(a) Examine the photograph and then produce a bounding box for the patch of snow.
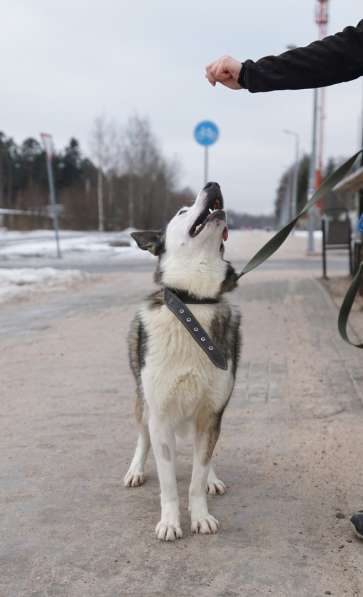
[0,267,88,303]
[0,229,150,262]
[294,230,322,239]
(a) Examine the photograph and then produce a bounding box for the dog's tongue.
[223,226,228,242]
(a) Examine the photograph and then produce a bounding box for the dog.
[124,181,241,541]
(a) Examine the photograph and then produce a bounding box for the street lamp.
[359,79,363,222]
[283,129,300,220]
[285,43,318,253]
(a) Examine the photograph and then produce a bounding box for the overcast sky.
[1,1,362,213]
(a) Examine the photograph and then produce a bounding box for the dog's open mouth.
[189,195,228,241]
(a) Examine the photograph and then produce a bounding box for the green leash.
[338,261,363,348]
[237,149,363,349]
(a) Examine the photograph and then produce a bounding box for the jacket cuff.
[238,62,248,88]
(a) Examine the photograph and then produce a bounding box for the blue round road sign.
[194,120,219,146]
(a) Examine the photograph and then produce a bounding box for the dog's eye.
[178,209,187,216]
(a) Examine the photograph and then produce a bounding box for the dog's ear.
[131,230,164,256]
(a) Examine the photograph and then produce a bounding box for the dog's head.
[132,182,238,298]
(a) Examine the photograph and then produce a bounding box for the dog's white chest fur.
[140,303,233,422]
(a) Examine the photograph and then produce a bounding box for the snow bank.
[0,229,141,260]
[294,230,322,239]
[0,267,88,303]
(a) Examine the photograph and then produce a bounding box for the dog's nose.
[204,181,220,191]
[203,181,223,209]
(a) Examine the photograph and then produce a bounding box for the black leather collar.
[164,288,227,370]
[164,287,219,304]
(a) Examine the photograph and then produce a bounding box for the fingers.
[205,68,231,85]
[205,69,216,86]
[205,56,242,90]
[206,58,223,86]
[215,59,232,80]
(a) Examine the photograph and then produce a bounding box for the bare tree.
[90,114,187,230]
[121,115,180,228]
[89,116,121,231]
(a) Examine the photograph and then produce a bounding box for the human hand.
[205,56,242,90]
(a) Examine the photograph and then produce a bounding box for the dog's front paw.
[155,520,183,541]
[191,514,219,535]
[207,479,226,495]
[123,467,145,488]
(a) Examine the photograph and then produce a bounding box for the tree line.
[274,154,355,226]
[2,116,353,233]
[0,116,194,231]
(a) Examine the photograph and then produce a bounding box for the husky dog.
[125,182,241,541]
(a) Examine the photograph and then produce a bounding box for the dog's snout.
[202,181,223,208]
[204,181,220,191]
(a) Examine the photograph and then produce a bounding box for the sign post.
[41,133,61,258]
[194,121,219,185]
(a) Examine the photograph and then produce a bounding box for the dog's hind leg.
[124,423,150,488]
[207,465,226,496]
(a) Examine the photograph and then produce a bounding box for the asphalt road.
[0,255,350,275]
[0,229,351,276]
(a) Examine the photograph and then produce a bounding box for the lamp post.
[306,0,329,254]
[283,129,300,220]
[40,133,61,258]
[359,80,363,221]
[307,89,319,253]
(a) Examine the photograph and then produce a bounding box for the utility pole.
[97,168,104,232]
[284,129,300,219]
[204,146,209,186]
[128,174,134,228]
[307,0,329,253]
[40,133,61,258]
[315,0,329,188]
[359,80,363,220]
[307,90,319,253]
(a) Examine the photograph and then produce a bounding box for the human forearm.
[239,20,363,92]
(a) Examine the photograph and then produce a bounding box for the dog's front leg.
[149,414,182,541]
[189,431,220,535]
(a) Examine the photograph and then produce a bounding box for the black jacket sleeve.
[238,20,363,92]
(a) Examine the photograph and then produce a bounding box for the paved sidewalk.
[1,234,363,597]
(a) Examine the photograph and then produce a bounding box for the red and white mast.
[315,0,329,190]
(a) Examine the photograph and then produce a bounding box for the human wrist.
[238,62,247,88]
